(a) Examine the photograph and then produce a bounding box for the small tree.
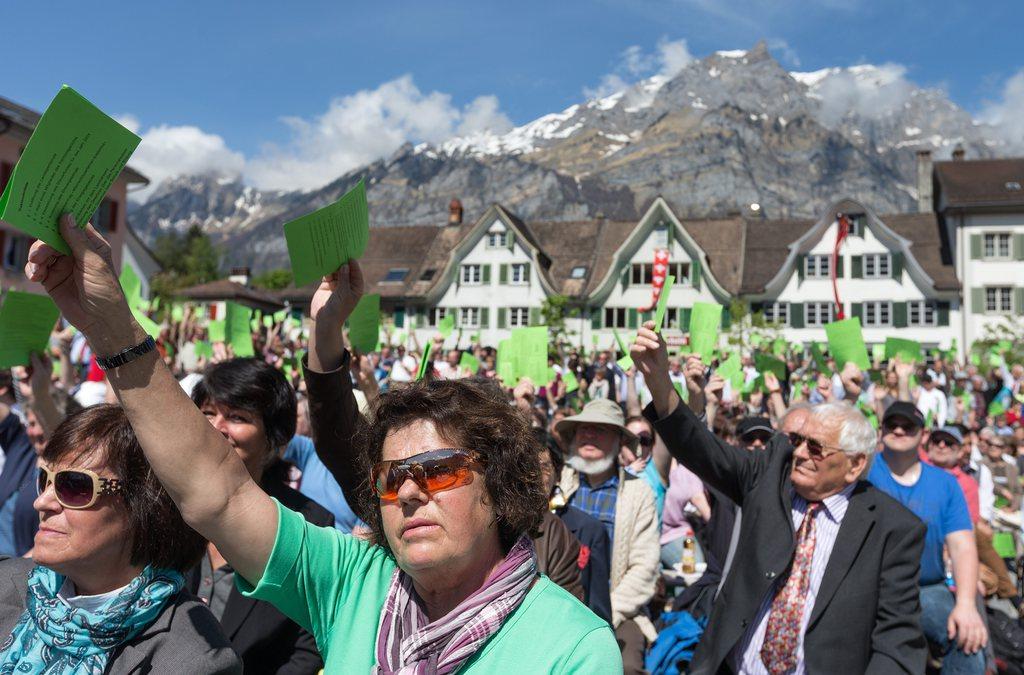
[149,225,223,300]
[723,299,783,353]
[540,295,579,357]
[252,269,294,291]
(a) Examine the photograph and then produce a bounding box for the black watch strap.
[95,336,157,371]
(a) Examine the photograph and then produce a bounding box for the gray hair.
[810,402,878,457]
[780,401,813,427]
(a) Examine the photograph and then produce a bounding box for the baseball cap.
[737,417,773,439]
[930,426,964,445]
[881,401,926,429]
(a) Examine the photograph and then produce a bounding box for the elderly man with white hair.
[630,321,927,675]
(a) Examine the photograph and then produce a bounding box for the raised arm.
[26,215,277,584]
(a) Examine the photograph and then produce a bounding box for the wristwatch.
[95,336,157,371]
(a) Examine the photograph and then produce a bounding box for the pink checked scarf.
[374,535,537,674]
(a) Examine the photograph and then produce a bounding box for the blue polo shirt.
[868,454,972,585]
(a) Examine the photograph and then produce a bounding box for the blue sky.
[3,0,1021,194]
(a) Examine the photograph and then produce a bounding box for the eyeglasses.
[787,432,845,462]
[371,449,482,502]
[743,432,772,446]
[37,466,124,509]
[637,434,654,448]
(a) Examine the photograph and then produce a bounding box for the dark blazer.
[556,504,613,624]
[0,557,241,674]
[644,401,927,675]
[535,510,584,602]
[187,476,332,675]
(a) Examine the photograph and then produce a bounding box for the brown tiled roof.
[527,220,635,297]
[739,218,814,293]
[882,212,959,291]
[686,218,748,295]
[177,280,284,312]
[935,158,1024,208]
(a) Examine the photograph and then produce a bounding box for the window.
[631,263,654,284]
[806,302,834,327]
[486,231,507,248]
[863,301,892,327]
[908,301,937,327]
[2,233,29,272]
[983,233,1011,259]
[604,307,628,329]
[459,307,480,328]
[804,255,831,279]
[419,269,436,281]
[846,214,866,237]
[91,198,117,234]
[510,263,529,284]
[383,268,409,283]
[509,307,530,328]
[986,287,1013,313]
[863,253,891,279]
[429,307,449,326]
[664,307,680,329]
[667,262,690,283]
[761,302,789,326]
[570,266,587,279]
[460,264,482,284]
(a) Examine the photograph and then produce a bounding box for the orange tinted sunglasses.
[371,449,481,501]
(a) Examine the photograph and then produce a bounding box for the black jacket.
[187,476,333,675]
[644,401,927,674]
[556,504,613,624]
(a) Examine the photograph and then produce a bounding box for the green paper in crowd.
[688,302,722,362]
[617,354,634,370]
[0,291,60,368]
[673,380,689,403]
[716,352,744,391]
[988,352,1005,368]
[511,326,549,385]
[131,307,161,339]
[171,304,185,324]
[993,532,1016,559]
[438,314,456,339]
[824,317,870,370]
[996,340,1012,354]
[591,334,599,346]
[970,352,981,367]
[562,369,579,394]
[459,352,480,374]
[0,86,141,255]
[470,332,481,344]
[792,381,805,400]
[119,264,142,308]
[772,338,787,357]
[194,341,214,359]
[653,275,675,332]
[263,315,275,329]
[749,333,763,348]
[871,343,886,363]
[809,342,829,373]
[347,293,381,354]
[612,328,628,357]
[754,352,786,381]
[274,309,288,323]
[393,331,406,346]
[885,337,922,364]
[284,178,369,287]
[208,319,226,343]
[497,339,516,387]
[988,399,1006,417]
[225,302,255,357]
[416,343,433,381]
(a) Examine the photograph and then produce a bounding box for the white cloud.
[584,37,693,99]
[246,75,512,191]
[811,63,916,126]
[767,38,800,67]
[980,68,1024,151]
[656,38,694,78]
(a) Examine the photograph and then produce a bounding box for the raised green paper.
[809,342,830,373]
[171,305,185,324]
[284,178,369,287]
[459,352,480,373]
[653,275,675,332]
[511,326,549,385]
[885,337,922,364]
[194,340,214,359]
[416,342,433,381]
[225,302,255,357]
[0,86,141,255]
[562,369,579,394]
[688,302,722,362]
[0,291,60,368]
[497,339,516,387]
[716,352,744,390]
[438,314,455,339]
[119,263,142,308]
[347,293,380,354]
[612,328,628,357]
[754,352,786,381]
[207,320,226,343]
[824,317,870,370]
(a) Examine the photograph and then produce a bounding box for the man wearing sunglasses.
[631,323,927,674]
[868,402,987,673]
[736,417,774,452]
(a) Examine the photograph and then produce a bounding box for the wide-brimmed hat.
[555,399,639,451]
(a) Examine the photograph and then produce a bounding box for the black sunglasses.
[787,432,844,461]
[883,420,921,434]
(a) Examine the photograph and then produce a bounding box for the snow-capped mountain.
[129,41,1009,273]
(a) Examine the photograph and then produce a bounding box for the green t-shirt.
[239,500,621,673]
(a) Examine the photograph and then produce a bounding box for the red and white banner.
[648,249,670,310]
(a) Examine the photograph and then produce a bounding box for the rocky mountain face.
[129,41,1007,273]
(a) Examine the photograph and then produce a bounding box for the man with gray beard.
[555,399,660,675]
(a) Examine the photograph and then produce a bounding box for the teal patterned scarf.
[0,564,183,674]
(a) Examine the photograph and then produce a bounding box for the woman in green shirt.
[25,214,621,673]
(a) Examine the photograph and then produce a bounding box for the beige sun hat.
[555,399,639,452]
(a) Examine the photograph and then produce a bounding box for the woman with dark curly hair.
[25,215,619,673]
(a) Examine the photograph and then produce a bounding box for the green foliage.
[251,269,294,291]
[540,295,579,356]
[975,316,1024,369]
[149,225,223,300]
[723,299,783,351]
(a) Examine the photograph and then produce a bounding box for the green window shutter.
[691,259,702,290]
[482,265,491,284]
[523,263,531,284]
[1014,234,1024,261]
[498,308,507,329]
[937,301,950,326]
[665,223,674,252]
[851,256,863,279]
[480,307,489,328]
[970,234,982,260]
[621,266,630,290]
[529,307,541,326]
[970,288,985,314]
[850,303,863,320]
[1015,288,1024,315]
[590,308,601,330]
[890,252,903,280]
[721,309,732,329]
[394,307,405,329]
[507,233,515,251]
[790,303,804,328]
[835,256,844,278]
[893,302,908,328]
[627,308,638,329]
[797,255,805,282]
[680,308,692,331]
[499,264,508,285]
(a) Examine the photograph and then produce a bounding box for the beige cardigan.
[559,465,661,642]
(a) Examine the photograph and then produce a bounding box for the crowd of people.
[1,213,1023,673]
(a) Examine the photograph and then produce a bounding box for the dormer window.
[419,269,436,281]
[383,268,408,283]
[486,231,507,248]
[570,266,587,279]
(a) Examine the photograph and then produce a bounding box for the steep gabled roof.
[739,218,814,294]
[883,213,959,291]
[935,158,1024,209]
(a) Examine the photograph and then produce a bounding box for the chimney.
[228,266,250,286]
[916,150,933,213]
[952,144,965,161]
[448,198,463,225]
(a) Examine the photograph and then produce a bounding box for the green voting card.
[562,369,579,394]
[459,351,480,373]
[0,86,140,255]
[438,314,456,339]
[194,340,214,359]
[207,320,226,343]
[347,293,380,354]
[0,291,60,368]
[119,263,142,308]
[284,178,369,287]
[754,352,786,381]
[825,317,870,370]
[511,326,549,385]
[716,352,744,390]
[225,302,254,357]
[688,302,722,362]
[885,337,922,364]
[653,275,675,332]
[416,343,433,381]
